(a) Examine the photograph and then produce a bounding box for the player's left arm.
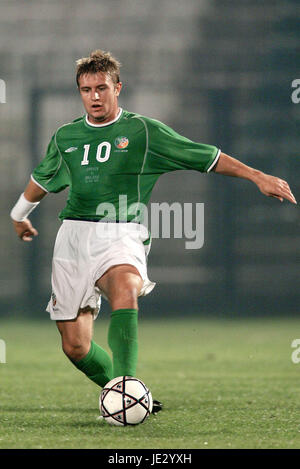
[212,152,297,204]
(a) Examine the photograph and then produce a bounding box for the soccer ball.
[99,376,153,426]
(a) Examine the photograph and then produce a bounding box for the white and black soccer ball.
[99,376,153,426]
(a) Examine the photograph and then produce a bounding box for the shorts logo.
[51,292,57,307]
[115,136,129,149]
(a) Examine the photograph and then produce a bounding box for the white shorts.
[46,220,155,321]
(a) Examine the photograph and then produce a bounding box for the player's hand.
[12,218,38,242]
[254,172,297,204]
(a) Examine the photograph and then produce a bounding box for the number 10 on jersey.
[81,142,111,166]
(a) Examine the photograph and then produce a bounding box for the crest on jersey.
[115,136,129,149]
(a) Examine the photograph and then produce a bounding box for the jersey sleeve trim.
[149,147,220,173]
[54,130,72,179]
[149,149,205,171]
[30,174,49,193]
[206,149,221,173]
[132,115,149,207]
[45,130,64,184]
[32,125,72,193]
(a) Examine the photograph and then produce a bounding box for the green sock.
[108,308,138,378]
[72,340,113,388]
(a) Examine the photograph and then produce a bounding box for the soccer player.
[10,50,296,412]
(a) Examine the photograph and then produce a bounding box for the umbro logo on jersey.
[65,146,78,153]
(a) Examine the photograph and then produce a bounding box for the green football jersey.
[32,108,220,221]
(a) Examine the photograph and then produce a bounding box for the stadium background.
[1,0,299,319]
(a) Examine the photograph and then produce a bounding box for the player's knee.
[121,276,142,299]
[120,284,139,302]
[110,284,139,310]
[62,340,90,362]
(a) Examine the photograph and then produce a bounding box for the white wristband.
[10,193,40,222]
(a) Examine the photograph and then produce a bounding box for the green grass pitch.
[0,316,300,449]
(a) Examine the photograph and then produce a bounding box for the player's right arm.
[11,179,47,242]
[10,132,70,242]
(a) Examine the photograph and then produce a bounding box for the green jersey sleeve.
[31,135,70,193]
[145,118,220,174]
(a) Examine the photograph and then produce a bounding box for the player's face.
[78,72,122,125]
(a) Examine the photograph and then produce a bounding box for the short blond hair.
[76,49,121,86]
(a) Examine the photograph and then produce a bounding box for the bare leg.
[56,310,113,387]
[96,264,143,310]
[56,310,94,361]
[96,263,143,378]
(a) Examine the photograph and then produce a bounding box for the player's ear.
[115,82,122,96]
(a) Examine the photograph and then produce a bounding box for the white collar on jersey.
[85,108,123,128]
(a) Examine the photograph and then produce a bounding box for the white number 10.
[81,142,111,166]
